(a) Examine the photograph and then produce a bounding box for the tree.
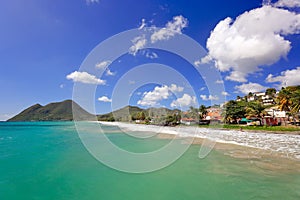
[222,100,246,123]
[245,101,267,119]
[266,88,276,97]
[277,86,300,122]
[188,106,199,119]
[291,89,300,118]
[291,88,300,118]
[199,105,207,120]
[137,112,146,120]
[277,87,292,112]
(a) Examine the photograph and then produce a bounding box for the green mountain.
[8,99,182,122]
[97,106,144,122]
[7,100,95,121]
[97,105,181,122]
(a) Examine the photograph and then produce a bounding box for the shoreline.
[98,121,300,162]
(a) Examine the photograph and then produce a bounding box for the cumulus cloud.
[151,15,188,43]
[66,71,106,85]
[96,60,111,69]
[137,84,184,106]
[98,96,112,103]
[169,84,184,93]
[235,82,267,94]
[145,51,158,59]
[274,0,300,8]
[215,79,224,84]
[105,69,115,76]
[130,15,188,57]
[200,95,219,101]
[204,5,300,82]
[129,35,147,56]
[194,60,201,67]
[266,66,300,87]
[170,94,197,108]
[222,91,230,96]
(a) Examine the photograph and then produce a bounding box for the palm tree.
[291,90,300,119]
[266,88,276,97]
[245,101,266,119]
[199,105,207,120]
[277,87,298,123]
[277,88,292,112]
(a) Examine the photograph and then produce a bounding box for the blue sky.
[1,0,300,120]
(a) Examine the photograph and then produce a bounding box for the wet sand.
[99,121,300,172]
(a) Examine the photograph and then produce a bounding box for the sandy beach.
[99,121,300,163]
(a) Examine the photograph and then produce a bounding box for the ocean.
[1,122,300,199]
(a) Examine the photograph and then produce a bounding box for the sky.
[1,0,300,120]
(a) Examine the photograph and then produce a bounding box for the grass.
[197,124,300,132]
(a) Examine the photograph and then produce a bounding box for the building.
[180,118,197,125]
[247,92,276,106]
[205,107,222,120]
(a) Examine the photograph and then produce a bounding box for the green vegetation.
[222,86,300,125]
[98,106,182,125]
[7,100,94,121]
[196,124,300,132]
[277,86,300,118]
[222,100,246,123]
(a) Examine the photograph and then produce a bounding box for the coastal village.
[102,85,300,127]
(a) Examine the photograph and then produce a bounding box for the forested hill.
[7,100,94,121]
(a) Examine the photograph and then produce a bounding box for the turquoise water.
[1,122,300,200]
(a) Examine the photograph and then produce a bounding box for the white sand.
[98,121,300,160]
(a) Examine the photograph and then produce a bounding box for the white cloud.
[200,87,206,91]
[96,60,111,69]
[129,35,147,56]
[105,69,115,76]
[151,15,188,43]
[235,82,267,94]
[138,85,170,106]
[215,79,224,84]
[98,96,112,103]
[204,5,300,82]
[86,0,99,4]
[266,66,300,87]
[66,71,106,85]
[138,18,146,30]
[171,94,197,108]
[137,84,184,106]
[194,55,213,67]
[129,15,188,56]
[274,0,300,8]
[222,91,230,96]
[169,84,184,93]
[194,60,201,67]
[59,84,64,89]
[200,95,219,101]
[145,51,158,59]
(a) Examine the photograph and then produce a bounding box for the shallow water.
[0,122,299,199]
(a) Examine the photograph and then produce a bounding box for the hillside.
[97,105,181,122]
[7,100,95,121]
[97,106,144,121]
